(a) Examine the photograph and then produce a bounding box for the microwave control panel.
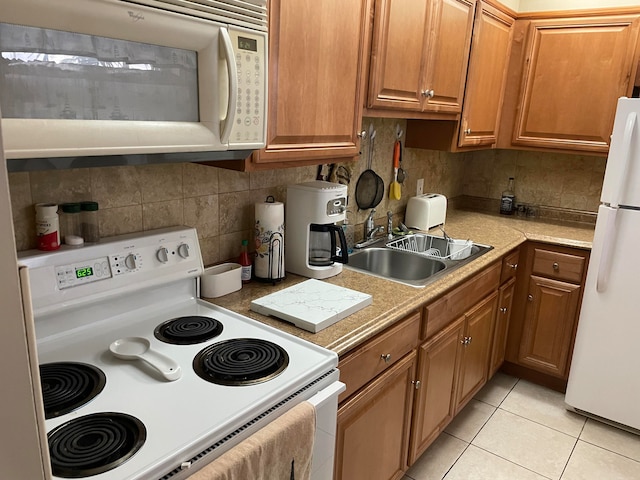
[229,27,267,148]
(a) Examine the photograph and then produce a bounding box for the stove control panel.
[20,227,204,314]
[55,256,113,289]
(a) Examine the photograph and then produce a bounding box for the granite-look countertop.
[205,209,595,357]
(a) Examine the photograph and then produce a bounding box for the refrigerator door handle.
[596,207,618,293]
[611,112,637,208]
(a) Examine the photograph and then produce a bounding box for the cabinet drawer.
[338,311,420,403]
[424,261,500,340]
[500,249,520,284]
[532,248,586,284]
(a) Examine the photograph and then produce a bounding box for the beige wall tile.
[198,236,220,267]
[184,195,219,238]
[183,163,218,197]
[142,200,184,231]
[8,173,35,250]
[90,166,141,208]
[219,190,256,233]
[218,168,250,193]
[137,164,183,203]
[99,205,143,237]
[30,169,91,204]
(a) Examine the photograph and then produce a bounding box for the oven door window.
[0,22,199,122]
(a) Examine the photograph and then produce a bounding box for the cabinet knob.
[553,262,560,271]
[508,262,518,270]
[357,130,367,138]
[528,294,534,302]
[464,128,472,135]
[412,380,421,390]
[421,89,435,98]
[500,307,508,314]
[460,336,472,346]
[381,353,392,363]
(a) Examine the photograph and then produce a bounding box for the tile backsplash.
[8,117,605,264]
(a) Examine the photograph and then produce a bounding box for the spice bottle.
[80,201,100,243]
[35,203,60,251]
[239,239,252,284]
[500,177,516,215]
[60,203,84,246]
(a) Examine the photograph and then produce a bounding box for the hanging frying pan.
[355,128,384,210]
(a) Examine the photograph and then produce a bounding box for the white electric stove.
[19,227,342,480]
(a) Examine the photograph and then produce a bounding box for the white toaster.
[405,194,447,231]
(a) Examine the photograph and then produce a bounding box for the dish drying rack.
[386,234,473,260]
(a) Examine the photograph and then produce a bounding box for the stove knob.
[156,247,169,263]
[177,243,190,259]
[124,253,138,270]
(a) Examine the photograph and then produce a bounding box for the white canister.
[35,203,60,251]
[254,197,285,281]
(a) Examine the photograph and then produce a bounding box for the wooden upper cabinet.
[458,2,514,148]
[367,0,475,116]
[424,0,477,113]
[507,14,640,153]
[251,0,371,166]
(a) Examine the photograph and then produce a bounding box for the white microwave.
[0,0,267,163]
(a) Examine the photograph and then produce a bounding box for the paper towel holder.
[255,196,285,284]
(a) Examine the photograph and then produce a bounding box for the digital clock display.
[75,266,94,279]
[238,36,257,52]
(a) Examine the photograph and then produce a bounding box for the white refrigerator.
[565,97,640,432]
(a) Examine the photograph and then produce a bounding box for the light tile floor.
[403,373,640,480]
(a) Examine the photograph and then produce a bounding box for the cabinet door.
[490,277,516,377]
[254,0,370,165]
[458,2,513,147]
[335,351,416,480]
[455,291,498,411]
[512,15,640,153]
[423,0,476,114]
[409,316,464,464]
[518,275,581,378]
[367,0,430,111]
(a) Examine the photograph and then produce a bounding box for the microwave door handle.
[219,28,238,145]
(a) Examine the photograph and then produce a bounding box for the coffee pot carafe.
[286,181,348,279]
[308,224,348,266]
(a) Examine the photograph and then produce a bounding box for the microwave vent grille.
[122,0,267,30]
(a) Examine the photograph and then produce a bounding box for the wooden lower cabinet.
[517,275,581,377]
[334,351,417,480]
[505,242,588,388]
[454,291,498,411]
[490,277,516,376]
[409,316,464,464]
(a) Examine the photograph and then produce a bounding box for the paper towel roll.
[254,199,285,280]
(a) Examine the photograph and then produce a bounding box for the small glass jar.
[60,202,83,245]
[80,201,100,243]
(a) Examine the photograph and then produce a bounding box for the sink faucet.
[363,209,384,241]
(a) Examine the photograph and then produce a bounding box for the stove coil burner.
[154,315,223,345]
[193,338,289,386]
[47,412,146,478]
[40,362,106,419]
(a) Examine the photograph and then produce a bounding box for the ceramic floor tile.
[405,433,468,480]
[580,418,640,462]
[500,379,586,437]
[444,444,549,480]
[473,372,518,407]
[561,440,640,480]
[444,399,496,442]
[473,409,576,479]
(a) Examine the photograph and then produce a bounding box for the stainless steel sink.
[345,234,493,288]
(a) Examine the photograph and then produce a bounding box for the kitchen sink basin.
[345,234,493,288]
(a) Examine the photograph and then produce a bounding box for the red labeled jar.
[35,203,60,251]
